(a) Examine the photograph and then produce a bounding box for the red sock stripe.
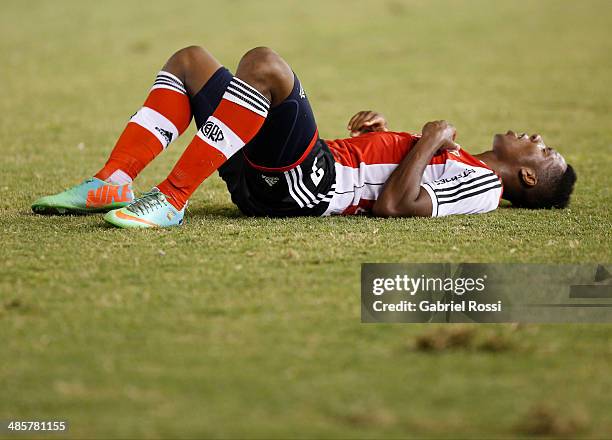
[156,137,227,210]
[143,88,191,133]
[95,123,163,180]
[213,99,267,141]
[96,82,192,181]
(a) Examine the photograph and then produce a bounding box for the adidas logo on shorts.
[262,175,279,187]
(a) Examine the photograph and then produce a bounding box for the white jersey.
[322,131,503,217]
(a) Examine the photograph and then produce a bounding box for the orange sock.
[95,71,191,182]
[157,77,270,210]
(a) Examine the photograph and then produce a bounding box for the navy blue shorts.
[189,67,336,217]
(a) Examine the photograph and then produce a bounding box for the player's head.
[492,131,576,209]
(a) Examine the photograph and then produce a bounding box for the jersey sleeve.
[421,167,503,217]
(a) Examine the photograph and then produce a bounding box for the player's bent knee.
[172,45,210,67]
[238,47,289,81]
[240,46,278,63]
[237,47,293,103]
[163,45,223,96]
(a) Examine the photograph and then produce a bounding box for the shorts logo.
[155,127,174,145]
[202,121,225,142]
[262,175,279,187]
[310,159,324,186]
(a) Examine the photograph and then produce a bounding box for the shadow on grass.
[413,325,519,353]
[514,403,589,437]
[187,203,244,219]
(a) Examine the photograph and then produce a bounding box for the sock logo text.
[202,121,225,143]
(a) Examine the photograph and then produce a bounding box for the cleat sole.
[31,202,130,216]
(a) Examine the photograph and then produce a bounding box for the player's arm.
[347,111,388,137]
[372,120,459,217]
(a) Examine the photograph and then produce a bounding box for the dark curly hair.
[512,164,577,209]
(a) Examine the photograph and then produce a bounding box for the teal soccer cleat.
[32,177,134,215]
[103,188,185,229]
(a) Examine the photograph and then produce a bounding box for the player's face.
[492,130,567,173]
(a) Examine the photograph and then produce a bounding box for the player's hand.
[421,120,460,152]
[347,111,389,137]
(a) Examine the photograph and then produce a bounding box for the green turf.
[1,0,611,438]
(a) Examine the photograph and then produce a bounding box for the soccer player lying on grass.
[32,46,576,227]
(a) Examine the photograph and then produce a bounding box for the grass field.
[1,0,612,438]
